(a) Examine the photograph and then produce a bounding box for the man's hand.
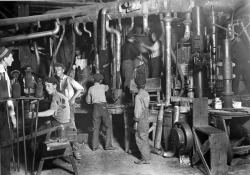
[133,122,138,131]
[69,98,75,105]
[10,115,17,129]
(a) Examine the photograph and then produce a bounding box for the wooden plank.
[192,139,210,164]
[194,126,224,135]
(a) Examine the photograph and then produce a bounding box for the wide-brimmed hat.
[0,46,13,60]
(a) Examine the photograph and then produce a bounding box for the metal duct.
[83,23,92,37]
[106,19,122,89]
[164,12,173,106]
[0,20,60,45]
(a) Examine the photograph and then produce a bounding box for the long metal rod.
[32,100,40,171]
[164,13,173,106]
[101,8,108,50]
[21,100,27,175]
[15,101,20,171]
[67,24,76,76]
[106,19,122,89]
[0,21,60,45]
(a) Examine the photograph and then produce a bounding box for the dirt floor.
[10,113,250,175]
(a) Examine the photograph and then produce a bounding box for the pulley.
[170,121,193,154]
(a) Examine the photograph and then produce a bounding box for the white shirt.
[150,41,161,58]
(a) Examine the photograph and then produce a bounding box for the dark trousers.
[0,111,11,175]
[92,103,112,149]
[150,56,162,78]
[135,110,151,161]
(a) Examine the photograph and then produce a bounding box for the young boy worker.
[86,73,116,151]
[133,74,151,164]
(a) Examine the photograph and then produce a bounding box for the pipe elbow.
[128,17,134,31]
[52,20,60,35]
[74,21,82,36]
[83,23,92,37]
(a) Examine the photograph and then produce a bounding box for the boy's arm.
[86,88,92,104]
[134,95,142,121]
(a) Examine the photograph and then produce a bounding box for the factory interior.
[1,0,250,175]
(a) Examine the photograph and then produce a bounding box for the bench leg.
[36,159,44,175]
[69,155,78,175]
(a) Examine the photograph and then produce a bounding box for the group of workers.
[0,29,164,174]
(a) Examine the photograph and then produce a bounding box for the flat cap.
[135,74,146,86]
[93,73,104,82]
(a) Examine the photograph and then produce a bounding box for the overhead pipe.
[33,41,41,66]
[0,0,244,28]
[93,21,99,73]
[83,23,92,37]
[118,18,122,31]
[106,19,122,89]
[74,21,82,36]
[164,12,173,106]
[128,17,134,31]
[0,20,60,45]
[49,24,65,77]
[101,8,108,50]
[67,24,76,76]
[143,15,149,35]
[159,14,165,65]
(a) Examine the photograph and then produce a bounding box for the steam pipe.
[143,15,149,34]
[67,24,76,76]
[83,23,92,37]
[164,12,173,106]
[49,24,65,77]
[74,21,82,36]
[33,42,41,66]
[128,17,134,31]
[0,0,244,28]
[0,20,60,44]
[159,14,165,65]
[106,19,122,89]
[118,18,122,31]
[183,12,192,41]
[101,8,108,50]
[93,21,99,73]
[222,39,234,108]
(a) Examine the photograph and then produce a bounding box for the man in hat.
[133,74,151,165]
[54,62,84,160]
[0,46,16,175]
[121,32,140,100]
[86,73,116,151]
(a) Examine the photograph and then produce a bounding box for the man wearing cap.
[86,73,116,151]
[54,62,84,160]
[121,32,140,99]
[133,74,151,165]
[0,46,16,175]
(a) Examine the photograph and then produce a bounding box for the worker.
[121,32,140,99]
[0,46,16,175]
[54,63,84,160]
[86,73,116,151]
[140,32,162,78]
[133,74,151,165]
[22,65,36,97]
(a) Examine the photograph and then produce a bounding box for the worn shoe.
[73,151,82,160]
[105,146,116,150]
[134,159,150,165]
